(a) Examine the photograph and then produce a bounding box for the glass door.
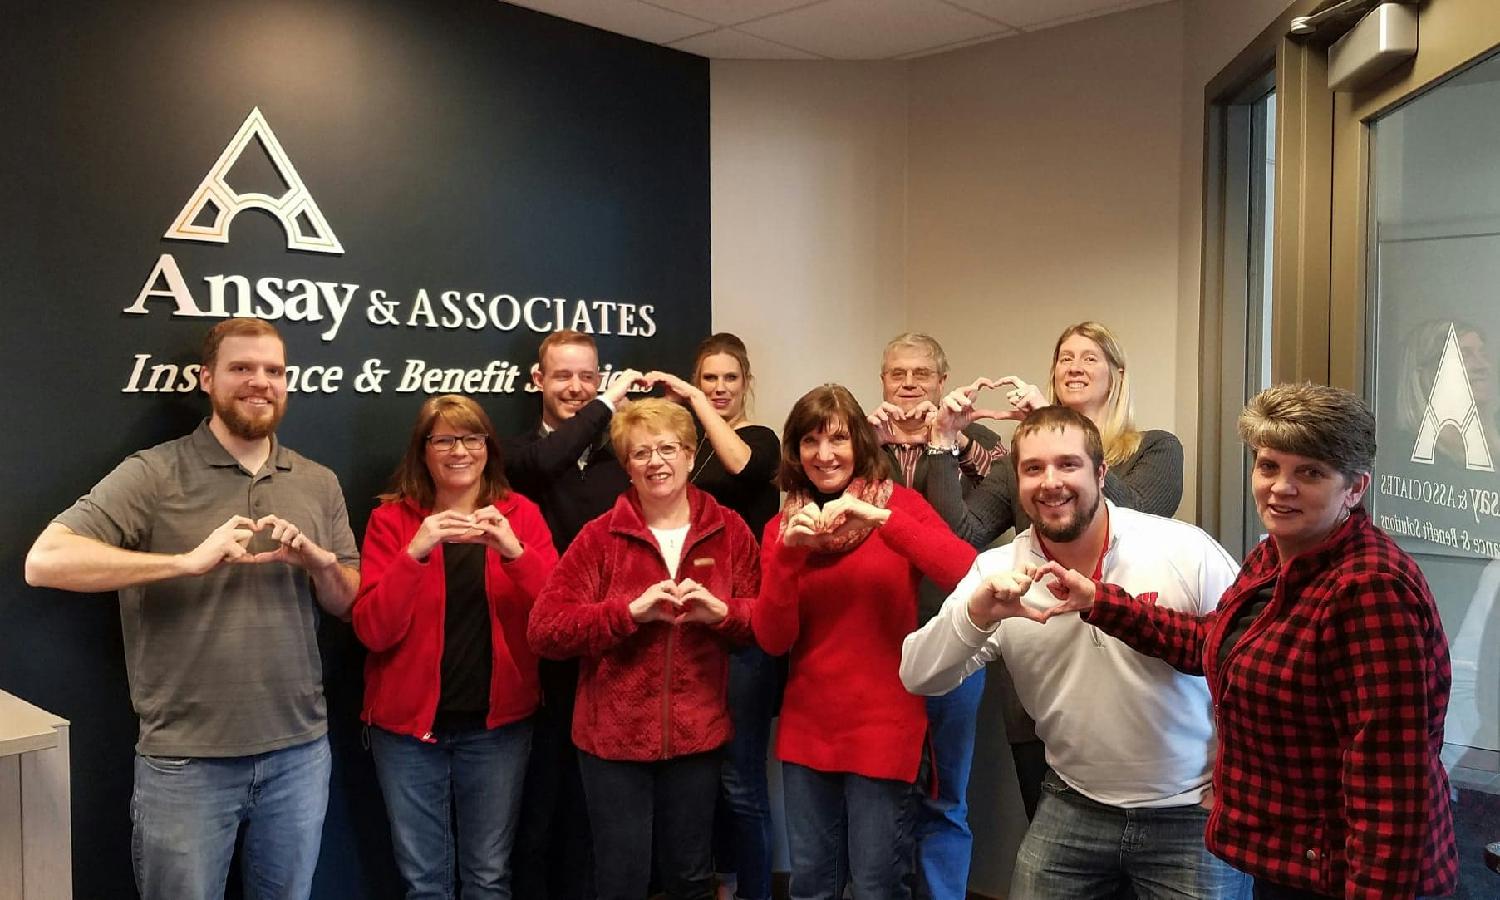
[1329,2,1500,892]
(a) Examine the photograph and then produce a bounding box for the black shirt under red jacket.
[352,491,558,739]
[527,486,760,761]
[1085,507,1456,900]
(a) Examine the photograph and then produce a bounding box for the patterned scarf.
[777,477,894,554]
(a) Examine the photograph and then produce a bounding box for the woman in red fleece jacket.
[755,384,976,900]
[353,395,558,900]
[528,398,761,900]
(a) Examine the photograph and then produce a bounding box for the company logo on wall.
[122,106,659,398]
[164,107,343,255]
[1412,322,1494,471]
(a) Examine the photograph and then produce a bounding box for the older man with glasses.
[868,332,1003,900]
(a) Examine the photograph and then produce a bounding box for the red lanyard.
[1036,510,1109,580]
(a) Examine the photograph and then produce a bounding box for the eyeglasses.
[628,442,684,463]
[427,434,487,453]
[882,367,937,383]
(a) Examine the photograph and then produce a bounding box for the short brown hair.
[777,384,889,492]
[379,395,510,509]
[610,398,697,465]
[202,318,283,370]
[1238,383,1376,479]
[537,329,597,371]
[1011,405,1105,473]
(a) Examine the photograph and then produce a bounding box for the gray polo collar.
[190,419,292,472]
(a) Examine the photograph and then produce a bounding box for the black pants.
[578,748,722,900]
[513,660,595,900]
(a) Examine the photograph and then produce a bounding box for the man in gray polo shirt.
[25,317,360,900]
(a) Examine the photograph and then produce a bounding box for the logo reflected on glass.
[1412,323,1494,472]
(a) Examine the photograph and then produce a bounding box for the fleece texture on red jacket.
[754,484,976,783]
[527,486,759,761]
[1086,507,1456,900]
[352,491,558,739]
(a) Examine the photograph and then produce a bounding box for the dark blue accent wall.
[0,1,709,896]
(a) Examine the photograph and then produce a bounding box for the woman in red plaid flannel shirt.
[1030,383,1458,900]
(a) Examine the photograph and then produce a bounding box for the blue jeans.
[369,720,532,900]
[782,762,918,900]
[130,734,331,900]
[577,749,721,900]
[915,667,984,900]
[716,645,779,900]
[1010,772,1250,900]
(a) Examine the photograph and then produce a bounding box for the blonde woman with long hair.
[930,320,1182,541]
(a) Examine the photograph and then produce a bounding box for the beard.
[1032,489,1102,543]
[213,392,286,440]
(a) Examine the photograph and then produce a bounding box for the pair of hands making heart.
[406,508,523,562]
[780,494,891,548]
[599,369,704,408]
[868,376,1049,447]
[629,578,727,626]
[965,560,1098,629]
[183,514,340,575]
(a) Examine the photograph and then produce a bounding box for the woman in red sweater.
[528,398,761,900]
[755,384,976,900]
[353,394,558,899]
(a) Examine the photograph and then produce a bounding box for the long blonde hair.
[1048,321,1141,467]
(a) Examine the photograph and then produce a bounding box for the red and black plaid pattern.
[1086,508,1457,899]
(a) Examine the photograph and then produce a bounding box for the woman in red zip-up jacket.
[1030,384,1457,900]
[755,384,976,900]
[353,394,558,900]
[528,397,760,900]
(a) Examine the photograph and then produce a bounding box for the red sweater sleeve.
[352,504,429,653]
[876,488,976,592]
[527,520,639,659]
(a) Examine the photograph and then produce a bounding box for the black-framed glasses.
[628,442,684,463]
[427,434,487,453]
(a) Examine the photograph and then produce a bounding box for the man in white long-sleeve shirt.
[900,406,1249,899]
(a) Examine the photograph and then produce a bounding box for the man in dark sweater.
[871,332,1002,900]
[504,329,641,900]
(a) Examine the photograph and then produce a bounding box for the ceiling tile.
[895,29,1015,59]
[942,0,1169,31]
[738,0,1006,59]
[644,0,829,28]
[503,0,715,44]
[668,27,823,58]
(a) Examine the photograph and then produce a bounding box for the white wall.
[906,0,1186,480]
[710,61,910,425]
